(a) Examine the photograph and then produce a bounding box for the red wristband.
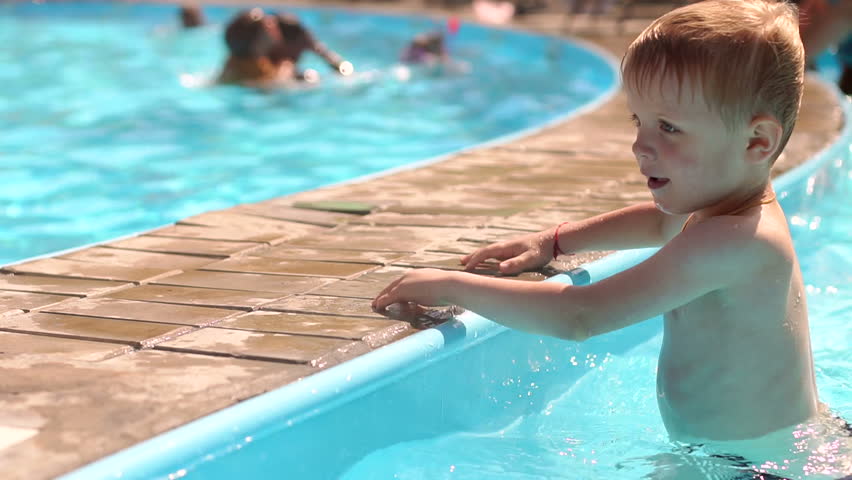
[552,221,570,259]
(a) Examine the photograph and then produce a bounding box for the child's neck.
[682,183,776,232]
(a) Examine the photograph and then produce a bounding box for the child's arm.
[309,36,353,75]
[462,202,687,274]
[374,215,780,340]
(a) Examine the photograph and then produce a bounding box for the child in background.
[217,8,290,87]
[374,0,849,475]
[797,0,852,94]
[178,3,205,29]
[398,22,469,77]
[400,31,448,65]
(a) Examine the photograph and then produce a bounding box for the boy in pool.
[218,8,291,87]
[374,0,828,466]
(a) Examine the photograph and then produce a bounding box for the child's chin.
[653,200,683,216]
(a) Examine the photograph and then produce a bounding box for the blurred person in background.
[179,3,206,29]
[269,13,354,82]
[797,0,851,93]
[218,8,292,87]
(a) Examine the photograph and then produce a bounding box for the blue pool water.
[0,2,614,265]
[63,76,852,479]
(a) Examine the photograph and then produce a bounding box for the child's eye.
[629,114,640,127]
[659,120,679,133]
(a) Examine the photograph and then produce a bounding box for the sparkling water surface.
[0,2,613,264]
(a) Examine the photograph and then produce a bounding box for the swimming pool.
[61,66,852,478]
[0,2,614,266]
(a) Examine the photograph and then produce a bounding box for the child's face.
[626,74,751,215]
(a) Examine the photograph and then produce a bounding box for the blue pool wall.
[61,74,852,480]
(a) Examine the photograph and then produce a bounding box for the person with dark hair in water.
[400,31,448,65]
[217,8,290,87]
[269,13,353,81]
[397,26,469,76]
[179,3,206,29]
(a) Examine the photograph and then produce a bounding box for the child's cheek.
[659,137,699,166]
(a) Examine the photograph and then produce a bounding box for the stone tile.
[148,224,286,244]
[391,251,501,273]
[424,241,482,255]
[547,196,637,212]
[202,256,377,278]
[0,425,37,452]
[42,297,239,327]
[62,247,216,270]
[232,202,358,227]
[457,227,532,245]
[106,285,283,311]
[0,291,75,317]
[99,348,312,376]
[446,184,569,202]
[351,212,489,228]
[218,311,410,343]
[382,198,547,217]
[287,225,469,252]
[179,211,326,241]
[261,294,384,318]
[153,270,332,294]
[390,253,542,279]
[255,246,407,264]
[309,266,410,299]
[488,210,594,232]
[155,327,368,367]
[2,257,179,283]
[0,313,191,348]
[0,274,130,297]
[106,236,263,258]
[0,349,313,480]
[0,331,131,362]
[587,190,653,202]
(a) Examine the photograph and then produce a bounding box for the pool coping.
[0,3,847,479]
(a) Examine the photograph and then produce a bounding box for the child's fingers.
[373,288,400,312]
[373,292,393,311]
[499,251,538,274]
[462,244,511,271]
[372,276,404,311]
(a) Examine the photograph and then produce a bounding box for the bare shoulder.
[676,205,794,273]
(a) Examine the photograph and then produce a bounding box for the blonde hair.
[621,0,805,160]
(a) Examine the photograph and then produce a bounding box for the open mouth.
[647,177,670,190]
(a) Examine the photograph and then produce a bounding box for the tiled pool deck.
[0,4,845,478]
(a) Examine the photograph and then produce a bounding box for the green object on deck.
[292,201,377,215]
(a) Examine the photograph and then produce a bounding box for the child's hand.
[461,230,552,275]
[372,268,458,312]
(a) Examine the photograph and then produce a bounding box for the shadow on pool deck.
[0,2,845,478]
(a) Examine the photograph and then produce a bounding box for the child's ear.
[745,115,783,165]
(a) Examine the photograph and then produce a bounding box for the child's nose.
[631,137,654,164]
